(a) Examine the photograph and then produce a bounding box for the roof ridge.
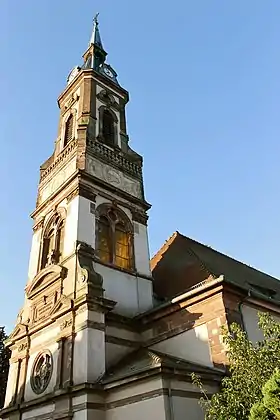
[150,231,178,271]
[177,232,280,282]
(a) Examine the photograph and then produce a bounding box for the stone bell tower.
[1,15,153,420]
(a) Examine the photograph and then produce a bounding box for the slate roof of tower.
[151,231,280,304]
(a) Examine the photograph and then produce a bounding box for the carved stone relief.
[39,158,76,204]
[86,156,141,199]
[32,289,60,324]
[60,319,73,331]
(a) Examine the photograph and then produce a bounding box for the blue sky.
[2,0,280,332]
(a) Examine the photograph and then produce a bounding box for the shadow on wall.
[143,303,215,366]
[144,299,227,371]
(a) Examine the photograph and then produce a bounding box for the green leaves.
[193,313,280,420]
[261,368,280,418]
[249,402,275,420]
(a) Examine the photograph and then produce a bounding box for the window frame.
[40,213,66,270]
[95,205,134,271]
[98,106,118,147]
[63,113,74,148]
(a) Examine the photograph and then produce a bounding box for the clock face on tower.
[67,66,80,84]
[103,66,114,78]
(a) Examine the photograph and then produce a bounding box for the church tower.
[1,16,153,420]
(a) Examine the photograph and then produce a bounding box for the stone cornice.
[66,183,96,204]
[31,171,79,219]
[86,140,143,180]
[57,69,129,106]
[0,369,221,418]
[138,278,225,328]
[32,169,151,221]
[94,258,153,281]
[39,139,78,184]
[82,171,151,211]
[25,265,67,299]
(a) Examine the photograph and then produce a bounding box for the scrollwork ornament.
[31,351,53,394]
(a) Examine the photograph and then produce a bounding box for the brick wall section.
[223,288,244,328]
[142,285,229,368]
[206,314,227,368]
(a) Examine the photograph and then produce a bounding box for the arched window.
[41,228,55,269]
[97,215,111,263]
[102,109,115,146]
[41,215,65,269]
[115,222,130,269]
[96,206,133,270]
[56,219,65,263]
[64,114,74,147]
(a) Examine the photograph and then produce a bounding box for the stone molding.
[33,218,45,232]
[105,335,140,348]
[26,265,67,300]
[131,208,148,225]
[66,183,97,204]
[40,139,78,184]
[96,89,120,111]
[86,139,142,180]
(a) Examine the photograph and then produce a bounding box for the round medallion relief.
[31,350,53,394]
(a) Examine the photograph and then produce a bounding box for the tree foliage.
[250,368,280,420]
[193,313,280,420]
[0,327,10,409]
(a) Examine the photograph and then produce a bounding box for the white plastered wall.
[24,340,59,402]
[106,395,166,420]
[22,403,54,420]
[241,304,280,344]
[4,361,18,407]
[73,309,105,384]
[133,221,151,277]
[76,194,153,316]
[170,380,218,420]
[105,342,134,369]
[64,195,79,255]
[172,396,205,420]
[151,325,213,367]
[77,196,95,247]
[27,229,41,282]
[106,378,166,420]
[96,262,153,316]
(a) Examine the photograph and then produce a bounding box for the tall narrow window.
[56,220,65,263]
[96,206,133,270]
[102,110,115,146]
[96,216,111,263]
[41,228,55,268]
[41,215,65,269]
[115,222,130,269]
[64,114,74,147]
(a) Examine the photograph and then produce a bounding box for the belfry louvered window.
[102,110,115,146]
[64,114,74,147]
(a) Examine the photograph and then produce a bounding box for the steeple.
[83,13,107,72]
[89,13,103,49]
[1,16,153,420]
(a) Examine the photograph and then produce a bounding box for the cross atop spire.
[93,12,99,24]
[89,12,103,49]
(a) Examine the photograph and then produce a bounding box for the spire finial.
[89,13,103,48]
[93,12,99,25]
